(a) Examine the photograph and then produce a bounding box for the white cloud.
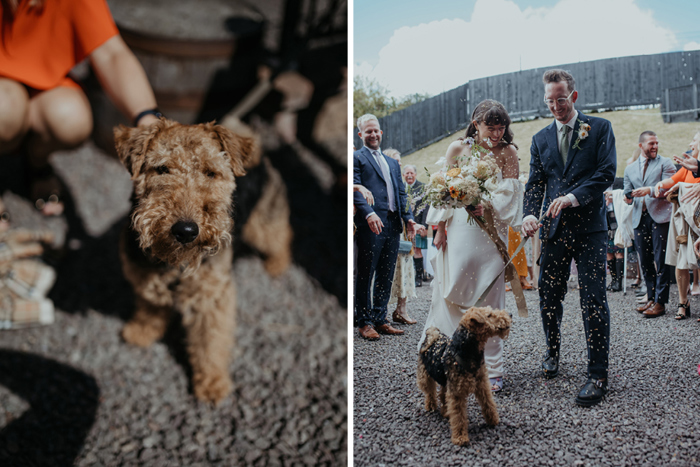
[355,0,678,98]
[683,41,700,51]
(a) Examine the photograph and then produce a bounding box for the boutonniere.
[572,120,591,150]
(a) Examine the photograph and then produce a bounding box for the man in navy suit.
[522,69,616,406]
[354,114,416,340]
[623,131,676,318]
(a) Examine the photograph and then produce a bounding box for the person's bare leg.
[26,87,93,215]
[0,78,30,155]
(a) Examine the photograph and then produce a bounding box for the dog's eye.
[155,166,169,175]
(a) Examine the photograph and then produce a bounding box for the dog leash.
[474,213,547,317]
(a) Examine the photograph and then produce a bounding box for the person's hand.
[521,217,541,237]
[631,187,651,198]
[415,224,427,236]
[406,220,417,241]
[604,191,613,206]
[667,183,680,195]
[467,204,484,217]
[673,153,699,172]
[623,194,633,205]
[654,182,664,198]
[681,183,700,204]
[354,185,374,205]
[545,196,572,218]
[367,213,383,235]
[434,226,447,250]
[695,236,700,258]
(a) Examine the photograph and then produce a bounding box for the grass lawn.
[400,107,700,182]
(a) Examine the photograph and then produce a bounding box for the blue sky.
[354,0,700,97]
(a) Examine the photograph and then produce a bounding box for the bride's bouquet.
[422,137,500,215]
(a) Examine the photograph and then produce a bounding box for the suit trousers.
[355,211,401,328]
[538,229,610,380]
[633,212,671,305]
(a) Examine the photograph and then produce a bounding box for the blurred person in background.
[402,163,432,287]
[0,0,160,216]
[655,130,700,320]
[385,149,418,325]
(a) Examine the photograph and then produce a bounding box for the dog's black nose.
[172,220,199,244]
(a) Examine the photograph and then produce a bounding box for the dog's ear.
[211,124,261,177]
[113,121,165,178]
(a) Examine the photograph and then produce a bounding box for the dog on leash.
[417,306,512,445]
[114,118,276,404]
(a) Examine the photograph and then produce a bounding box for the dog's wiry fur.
[417,306,512,445]
[114,118,257,404]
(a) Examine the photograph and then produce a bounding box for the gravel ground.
[354,277,700,466]
[0,138,347,466]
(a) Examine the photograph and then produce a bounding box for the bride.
[421,99,523,392]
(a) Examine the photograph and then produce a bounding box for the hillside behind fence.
[353,50,700,155]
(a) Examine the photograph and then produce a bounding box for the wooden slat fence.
[353,50,700,155]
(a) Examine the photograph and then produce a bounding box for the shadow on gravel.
[0,350,100,467]
[48,218,135,320]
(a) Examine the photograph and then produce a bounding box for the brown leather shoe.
[359,324,380,340]
[643,303,666,318]
[375,323,405,335]
[392,310,417,325]
[636,300,655,313]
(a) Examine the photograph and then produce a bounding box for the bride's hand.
[468,204,484,217]
[434,227,447,251]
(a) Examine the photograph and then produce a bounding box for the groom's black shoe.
[542,356,559,379]
[575,378,608,407]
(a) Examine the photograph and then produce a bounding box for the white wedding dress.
[420,173,523,379]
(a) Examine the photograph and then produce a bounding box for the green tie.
[560,125,570,165]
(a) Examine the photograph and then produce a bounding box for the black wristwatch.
[133,108,164,126]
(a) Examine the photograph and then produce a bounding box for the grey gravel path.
[0,140,347,466]
[354,278,700,466]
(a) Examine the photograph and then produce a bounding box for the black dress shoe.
[575,378,608,407]
[542,356,559,379]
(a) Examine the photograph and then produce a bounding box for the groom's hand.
[545,196,572,218]
[367,213,384,234]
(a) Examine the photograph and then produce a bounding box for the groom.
[522,69,616,407]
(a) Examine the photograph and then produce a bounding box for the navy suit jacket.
[524,111,617,239]
[353,146,414,229]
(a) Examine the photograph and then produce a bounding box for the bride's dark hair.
[463,99,516,148]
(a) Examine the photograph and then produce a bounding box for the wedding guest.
[353,114,416,340]
[656,130,700,320]
[384,149,417,325]
[623,131,676,318]
[522,69,616,406]
[403,163,431,287]
[0,0,161,216]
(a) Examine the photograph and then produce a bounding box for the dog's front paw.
[424,398,437,412]
[451,434,470,446]
[193,372,233,404]
[122,321,162,347]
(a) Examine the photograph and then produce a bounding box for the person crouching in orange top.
[0,0,161,215]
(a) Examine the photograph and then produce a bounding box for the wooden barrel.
[89,0,264,155]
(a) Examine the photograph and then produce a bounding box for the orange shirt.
[0,0,118,90]
[670,166,700,185]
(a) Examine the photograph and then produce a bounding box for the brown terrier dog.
[417,306,512,445]
[114,118,257,404]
